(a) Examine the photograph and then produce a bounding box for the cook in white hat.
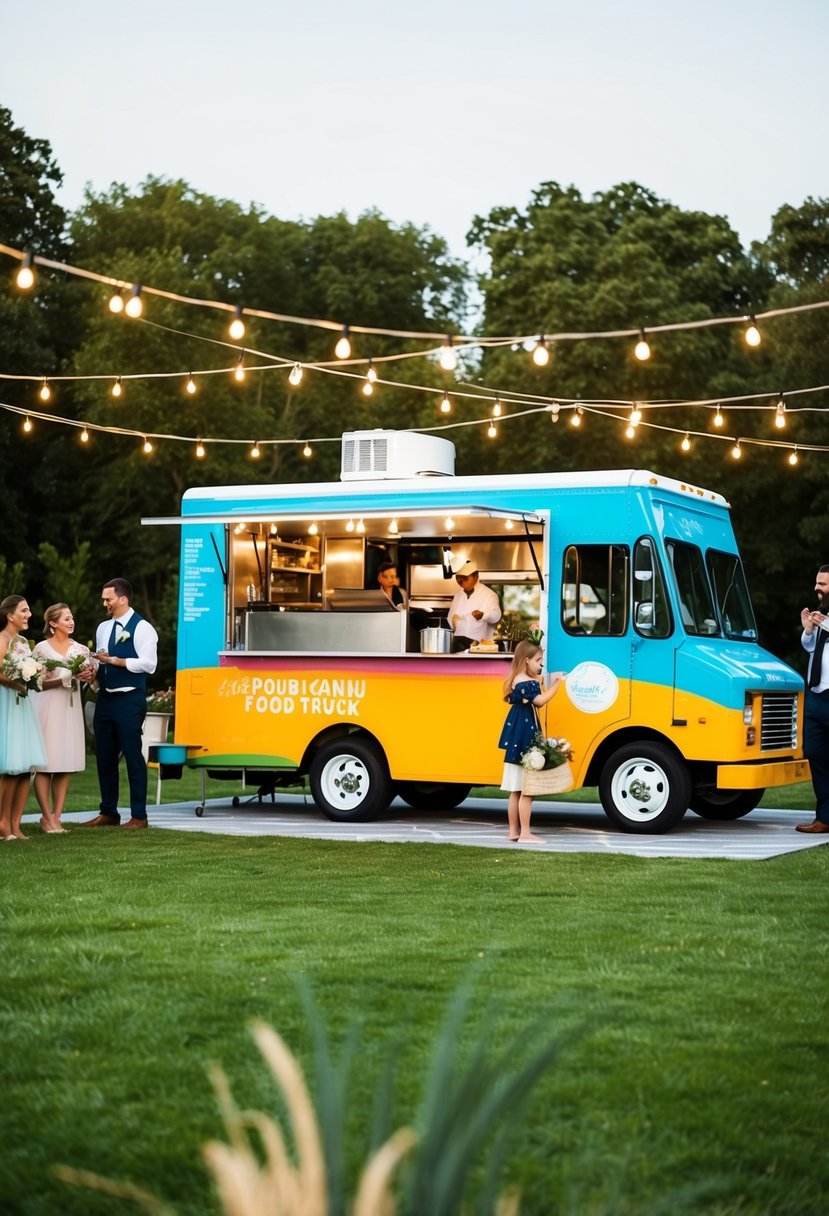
[448,558,501,651]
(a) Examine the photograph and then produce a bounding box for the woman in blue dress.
[0,595,48,841]
[498,640,566,843]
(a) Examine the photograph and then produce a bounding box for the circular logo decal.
[565,662,619,714]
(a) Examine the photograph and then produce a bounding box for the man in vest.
[799,563,829,833]
[83,577,158,829]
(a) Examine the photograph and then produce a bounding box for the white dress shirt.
[448,581,502,642]
[96,608,158,691]
[802,622,829,692]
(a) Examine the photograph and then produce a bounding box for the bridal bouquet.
[3,648,45,697]
[43,652,94,704]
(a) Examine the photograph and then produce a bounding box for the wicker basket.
[521,761,574,797]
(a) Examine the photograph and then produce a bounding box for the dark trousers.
[803,689,829,824]
[94,689,148,820]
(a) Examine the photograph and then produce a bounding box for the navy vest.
[99,610,147,693]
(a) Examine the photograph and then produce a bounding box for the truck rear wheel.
[309,737,393,822]
[397,781,471,811]
[599,741,691,834]
[689,789,764,819]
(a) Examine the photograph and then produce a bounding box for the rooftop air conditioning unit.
[340,430,455,480]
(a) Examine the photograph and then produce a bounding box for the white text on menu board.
[182,536,215,623]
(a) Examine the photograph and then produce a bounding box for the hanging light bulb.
[108,290,124,314]
[142,436,153,455]
[111,376,123,399]
[532,336,550,367]
[234,353,245,382]
[629,405,642,425]
[389,518,399,535]
[713,405,724,428]
[16,252,35,290]
[487,422,498,439]
[308,521,319,536]
[302,442,312,458]
[80,426,90,444]
[731,439,742,460]
[195,438,206,459]
[492,398,502,418]
[335,324,352,359]
[356,518,365,533]
[124,284,143,318]
[570,406,583,427]
[346,518,355,532]
[228,305,246,341]
[774,397,786,428]
[366,359,378,383]
[444,517,455,531]
[625,424,636,439]
[745,315,762,348]
[634,329,651,361]
[289,362,303,387]
[185,373,197,395]
[788,447,799,466]
[362,378,374,397]
[250,441,261,459]
[681,433,691,452]
[505,519,514,531]
[550,403,560,423]
[439,391,451,414]
[39,379,51,402]
[23,416,33,433]
[439,337,457,372]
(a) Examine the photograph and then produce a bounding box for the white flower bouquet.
[3,648,45,696]
[520,731,574,772]
[43,652,94,704]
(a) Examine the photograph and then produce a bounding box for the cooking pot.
[420,626,452,654]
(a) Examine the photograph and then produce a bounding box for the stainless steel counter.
[245,609,408,654]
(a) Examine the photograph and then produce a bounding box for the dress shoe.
[123,818,149,829]
[80,813,120,827]
[795,819,829,834]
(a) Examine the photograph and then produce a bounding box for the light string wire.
[3,240,829,346]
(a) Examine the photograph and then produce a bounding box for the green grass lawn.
[1,821,827,1215]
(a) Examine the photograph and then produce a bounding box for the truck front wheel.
[309,737,393,822]
[689,789,764,819]
[599,741,691,834]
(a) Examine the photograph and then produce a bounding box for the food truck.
[146,429,807,834]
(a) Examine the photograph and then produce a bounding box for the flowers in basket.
[146,687,175,714]
[3,647,45,697]
[520,731,574,772]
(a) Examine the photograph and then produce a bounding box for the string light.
[366,359,378,383]
[439,337,457,372]
[80,426,89,444]
[250,440,261,459]
[492,398,502,418]
[38,379,51,402]
[774,397,786,428]
[788,447,799,466]
[142,436,153,455]
[745,315,762,348]
[289,362,303,386]
[625,423,636,439]
[531,337,550,367]
[362,377,374,397]
[15,252,35,290]
[634,329,651,361]
[228,305,246,341]
[731,439,742,460]
[195,438,206,459]
[681,433,691,452]
[713,405,724,428]
[440,392,451,414]
[23,416,32,433]
[185,373,197,395]
[302,442,312,458]
[570,405,583,427]
[550,402,560,423]
[125,284,143,318]
[629,405,642,425]
[334,324,352,359]
[111,376,123,399]
[233,353,245,382]
[487,422,498,439]
[108,290,124,314]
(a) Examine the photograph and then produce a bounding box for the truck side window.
[562,544,628,636]
[665,541,720,636]
[633,537,672,638]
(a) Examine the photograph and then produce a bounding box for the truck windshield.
[706,549,758,641]
[665,541,719,636]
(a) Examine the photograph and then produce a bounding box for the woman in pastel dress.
[0,595,47,841]
[32,603,97,833]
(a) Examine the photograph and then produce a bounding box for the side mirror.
[635,602,654,629]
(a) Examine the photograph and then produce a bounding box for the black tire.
[231,796,240,808]
[396,781,472,811]
[599,741,691,834]
[195,805,205,818]
[309,736,393,822]
[689,788,764,820]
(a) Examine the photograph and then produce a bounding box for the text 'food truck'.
[147,430,807,834]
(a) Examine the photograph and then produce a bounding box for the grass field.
[1,792,827,1215]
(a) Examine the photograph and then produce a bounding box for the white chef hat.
[454,559,478,577]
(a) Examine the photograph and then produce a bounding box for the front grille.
[760,693,798,750]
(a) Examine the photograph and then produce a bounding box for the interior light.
[308,521,319,536]
[185,373,197,395]
[714,406,724,428]
[108,291,124,314]
[335,324,352,359]
[228,305,246,341]
[302,442,312,458]
[634,329,651,361]
[39,379,51,402]
[531,337,550,367]
[250,441,261,459]
[111,376,123,399]
[234,353,245,382]
[23,417,32,433]
[788,448,799,466]
[195,439,206,459]
[125,284,143,318]
[439,337,457,372]
[16,252,35,290]
[444,517,455,531]
[440,392,451,414]
[356,518,365,533]
[389,518,399,535]
[745,316,762,348]
[346,518,355,532]
[289,363,303,386]
[366,359,378,383]
[681,433,691,452]
[775,398,786,428]
[505,519,514,530]
[142,437,153,455]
